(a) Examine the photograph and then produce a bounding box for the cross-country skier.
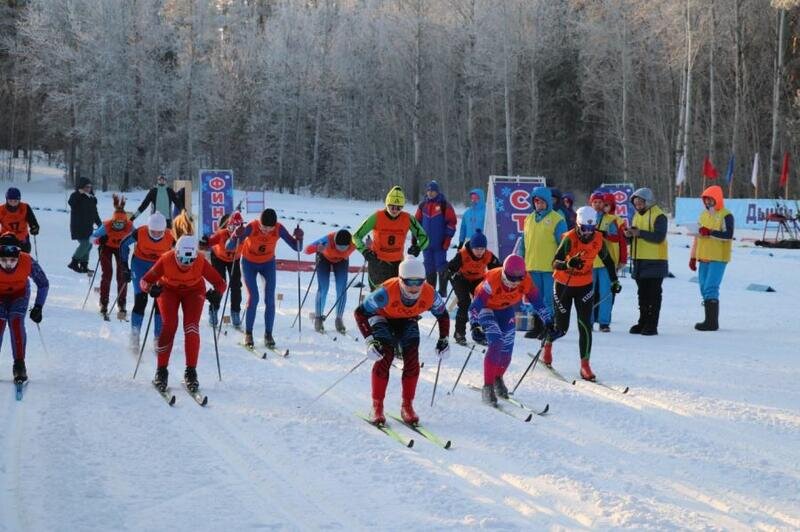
[203,211,244,330]
[446,229,500,345]
[0,187,40,254]
[354,257,450,425]
[352,186,428,289]
[119,212,175,349]
[227,208,303,349]
[0,233,49,383]
[689,185,734,331]
[469,254,552,406]
[92,194,133,319]
[304,229,356,333]
[544,206,621,381]
[140,235,226,392]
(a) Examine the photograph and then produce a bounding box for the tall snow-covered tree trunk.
[708,0,716,174]
[621,18,629,183]
[768,8,787,195]
[730,0,742,198]
[682,0,693,197]
[411,7,422,201]
[502,6,513,176]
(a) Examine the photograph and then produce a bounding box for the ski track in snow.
[0,167,798,530]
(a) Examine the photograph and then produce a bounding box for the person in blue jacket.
[561,192,577,230]
[414,180,457,297]
[457,188,486,248]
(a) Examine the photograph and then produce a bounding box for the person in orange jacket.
[0,187,40,254]
[91,194,133,319]
[140,234,226,392]
[203,211,244,329]
[304,229,356,334]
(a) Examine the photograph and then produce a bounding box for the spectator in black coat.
[130,174,183,228]
[68,177,102,273]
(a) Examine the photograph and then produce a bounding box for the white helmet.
[148,212,167,232]
[399,257,425,281]
[576,206,597,228]
[175,234,198,265]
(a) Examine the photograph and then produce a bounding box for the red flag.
[779,151,790,187]
[703,156,719,179]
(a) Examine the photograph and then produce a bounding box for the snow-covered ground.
[0,162,798,531]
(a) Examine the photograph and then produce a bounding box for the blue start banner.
[675,197,799,230]
[484,176,547,260]
[199,169,234,236]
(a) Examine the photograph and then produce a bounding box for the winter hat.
[175,234,198,265]
[602,192,617,213]
[502,254,526,282]
[470,229,488,249]
[562,192,575,207]
[260,208,277,227]
[385,186,405,208]
[0,233,21,258]
[148,212,167,232]
[589,191,605,204]
[576,206,597,229]
[77,177,92,189]
[630,187,654,208]
[426,180,440,193]
[550,187,562,200]
[398,257,425,281]
[6,187,21,201]
[112,193,127,212]
[334,229,352,247]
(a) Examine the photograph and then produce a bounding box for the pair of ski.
[465,384,549,422]
[357,413,452,449]
[531,353,629,394]
[153,381,208,407]
[240,342,289,360]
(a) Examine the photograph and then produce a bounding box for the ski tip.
[621,386,630,394]
[200,396,209,406]
[282,350,290,357]
[540,404,550,415]
[444,440,452,450]
[407,439,415,448]
[571,379,577,385]
[168,395,176,406]
[524,413,533,422]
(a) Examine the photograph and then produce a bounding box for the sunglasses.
[505,273,525,283]
[111,220,126,230]
[401,277,425,287]
[177,252,196,265]
[0,244,20,255]
[387,205,403,211]
[579,224,596,234]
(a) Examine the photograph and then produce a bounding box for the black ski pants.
[553,282,594,360]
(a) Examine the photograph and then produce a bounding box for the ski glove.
[407,244,421,257]
[293,226,304,242]
[120,265,132,283]
[544,322,564,342]
[205,289,222,309]
[129,212,138,221]
[471,324,487,345]
[566,256,584,270]
[97,235,108,247]
[30,225,40,236]
[699,226,712,237]
[366,339,384,361]
[611,280,622,294]
[435,337,450,360]
[148,285,163,299]
[29,305,43,324]
[689,257,697,271]
[518,302,534,315]
[362,248,377,262]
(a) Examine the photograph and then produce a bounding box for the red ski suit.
[141,251,226,368]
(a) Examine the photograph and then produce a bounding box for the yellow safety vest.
[632,205,668,261]
[593,213,620,268]
[696,207,732,263]
[523,210,565,272]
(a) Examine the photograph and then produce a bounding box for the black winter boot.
[13,359,27,384]
[629,307,645,334]
[641,306,659,336]
[695,299,719,331]
[68,258,82,273]
[184,366,199,392]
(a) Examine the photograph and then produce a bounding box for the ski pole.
[33,234,39,261]
[106,279,128,319]
[323,269,361,320]
[511,341,544,395]
[292,259,318,328]
[215,279,232,344]
[430,357,442,407]
[307,356,368,406]
[35,322,49,357]
[295,224,303,335]
[356,261,367,306]
[427,285,454,337]
[449,343,476,395]
[81,253,102,310]
[211,302,222,381]
[133,300,157,379]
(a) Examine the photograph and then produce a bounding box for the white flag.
[751,153,759,188]
[676,154,687,186]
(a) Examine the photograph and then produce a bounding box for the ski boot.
[493,376,509,399]
[453,331,468,346]
[335,317,346,334]
[184,366,199,393]
[243,333,254,348]
[580,359,596,381]
[231,310,241,330]
[370,399,386,425]
[400,401,419,425]
[67,258,82,273]
[264,333,276,349]
[481,384,498,406]
[598,324,611,332]
[314,316,324,333]
[13,359,27,384]
[153,366,169,391]
[99,304,108,317]
[117,309,127,321]
[208,306,219,328]
[541,342,553,366]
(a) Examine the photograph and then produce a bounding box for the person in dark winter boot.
[92,194,133,318]
[0,188,40,254]
[228,209,303,349]
[354,257,450,425]
[468,254,552,405]
[446,229,500,345]
[689,185,733,331]
[68,177,102,273]
[304,229,356,334]
[414,180,458,297]
[205,211,245,329]
[0,233,49,383]
[352,186,429,289]
[546,207,621,381]
[140,235,226,392]
[625,188,668,336]
[119,212,175,349]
